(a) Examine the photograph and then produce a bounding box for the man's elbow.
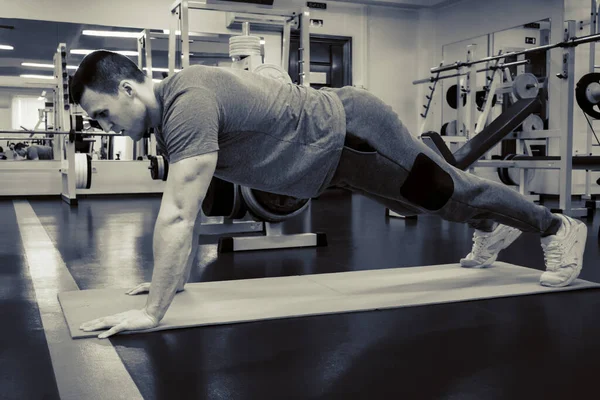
[157,205,201,230]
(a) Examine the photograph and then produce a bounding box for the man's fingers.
[98,323,127,339]
[80,315,121,331]
[126,283,151,295]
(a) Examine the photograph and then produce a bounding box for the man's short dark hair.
[70,50,146,105]
[14,143,27,151]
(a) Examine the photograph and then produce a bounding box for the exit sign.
[307,1,327,9]
[525,37,536,45]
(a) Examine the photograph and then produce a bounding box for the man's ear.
[120,81,134,96]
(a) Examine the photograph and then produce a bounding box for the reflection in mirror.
[438,18,550,154]
[0,17,241,161]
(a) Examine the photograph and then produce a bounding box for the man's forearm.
[176,225,199,290]
[145,218,195,322]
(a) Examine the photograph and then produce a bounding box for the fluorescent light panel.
[20,74,55,80]
[0,44,14,50]
[71,49,138,56]
[144,67,181,73]
[22,62,78,70]
[162,29,211,37]
[82,30,142,38]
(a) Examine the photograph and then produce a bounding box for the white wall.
[366,6,420,134]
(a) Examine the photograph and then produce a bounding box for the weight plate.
[521,114,544,132]
[149,156,158,180]
[497,154,536,186]
[253,64,292,84]
[441,120,465,136]
[475,90,497,109]
[75,153,87,189]
[512,73,539,100]
[86,154,92,189]
[228,184,247,220]
[446,84,467,110]
[240,187,310,223]
[157,156,164,182]
[576,72,600,119]
[162,156,169,181]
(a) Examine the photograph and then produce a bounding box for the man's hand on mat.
[80,309,159,339]
[126,282,185,295]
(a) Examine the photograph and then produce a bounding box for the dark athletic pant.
[325,86,561,235]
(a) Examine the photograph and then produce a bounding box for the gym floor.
[3,189,600,400]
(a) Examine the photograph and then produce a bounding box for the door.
[288,34,352,89]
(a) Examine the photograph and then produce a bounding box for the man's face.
[79,83,148,141]
[15,147,26,157]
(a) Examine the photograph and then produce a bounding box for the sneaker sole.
[460,228,523,268]
[540,221,587,288]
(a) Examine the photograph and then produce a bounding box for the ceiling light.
[152,79,162,83]
[22,62,79,70]
[143,67,181,73]
[82,30,142,38]
[22,62,53,68]
[0,45,14,50]
[71,49,139,56]
[20,74,55,80]
[162,29,207,36]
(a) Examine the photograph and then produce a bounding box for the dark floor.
[3,189,600,400]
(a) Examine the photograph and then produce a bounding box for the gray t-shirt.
[154,65,346,198]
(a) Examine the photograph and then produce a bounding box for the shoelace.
[471,233,493,261]
[542,241,564,272]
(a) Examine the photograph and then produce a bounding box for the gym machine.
[422,23,600,220]
[388,47,542,219]
[157,0,325,252]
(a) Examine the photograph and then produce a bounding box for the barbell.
[446,73,540,109]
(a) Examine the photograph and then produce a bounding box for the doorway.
[288,34,352,89]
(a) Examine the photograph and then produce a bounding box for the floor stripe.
[13,200,143,400]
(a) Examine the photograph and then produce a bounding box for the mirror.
[439,19,551,141]
[0,17,246,161]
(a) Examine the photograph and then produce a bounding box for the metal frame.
[137,30,158,159]
[218,222,323,252]
[168,0,310,86]
[584,0,599,200]
[409,12,600,218]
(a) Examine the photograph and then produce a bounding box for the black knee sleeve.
[400,153,454,211]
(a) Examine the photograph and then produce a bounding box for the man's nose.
[99,120,113,133]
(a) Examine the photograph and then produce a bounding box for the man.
[13,142,54,160]
[71,50,587,339]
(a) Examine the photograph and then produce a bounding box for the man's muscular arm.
[145,151,217,322]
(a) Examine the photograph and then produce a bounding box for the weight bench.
[422,97,542,170]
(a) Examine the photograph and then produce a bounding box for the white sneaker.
[540,214,587,287]
[460,223,523,268]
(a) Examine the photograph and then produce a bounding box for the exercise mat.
[58,262,600,339]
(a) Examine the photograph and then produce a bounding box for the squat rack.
[168,0,311,85]
[428,21,600,217]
